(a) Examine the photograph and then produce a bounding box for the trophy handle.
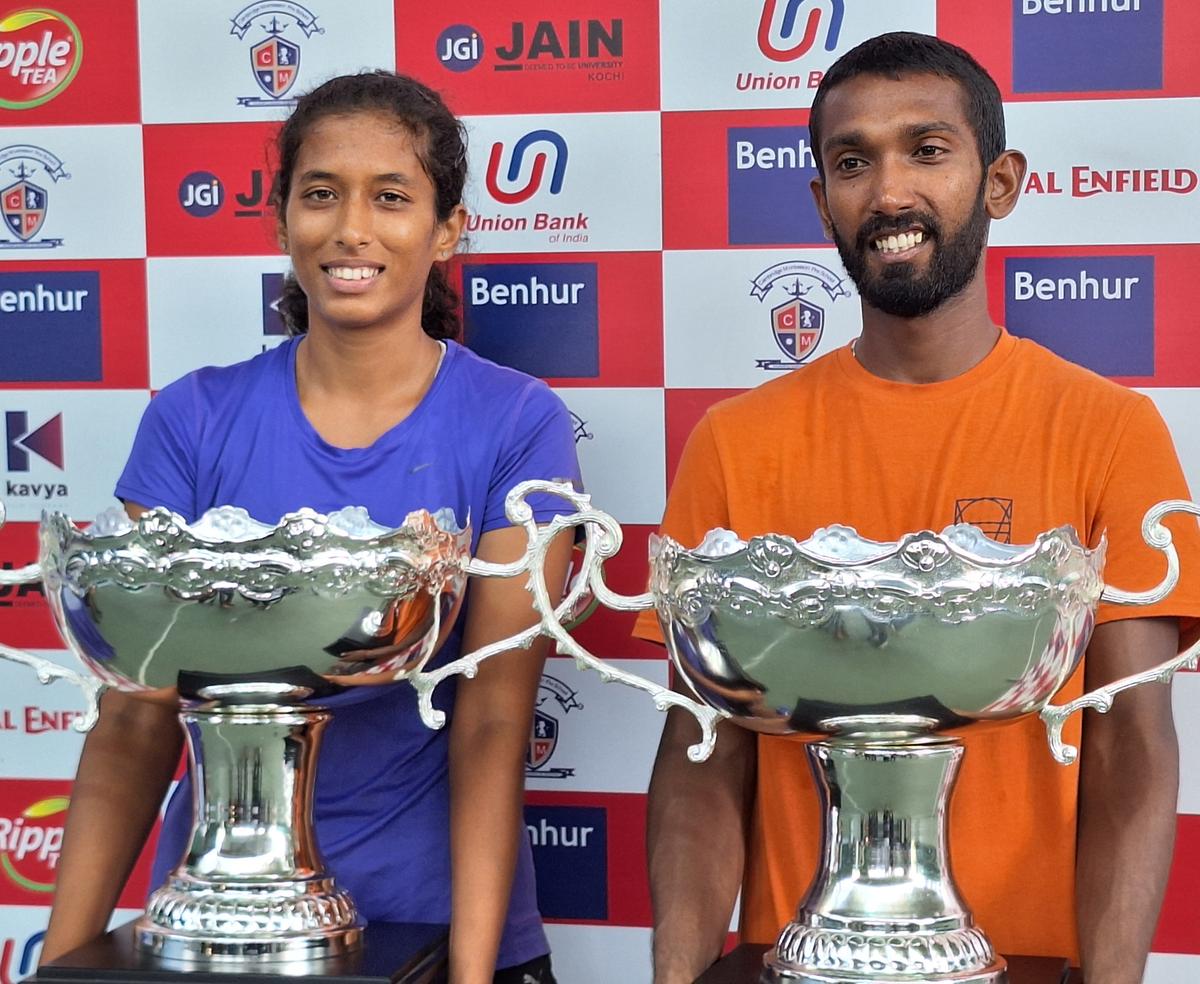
[1040,499,1200,764]
[0,501,105,732]
[410,480,725,762]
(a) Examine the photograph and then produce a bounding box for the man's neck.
[852,277,999,384]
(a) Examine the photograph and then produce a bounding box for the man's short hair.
[809,32,1006,178]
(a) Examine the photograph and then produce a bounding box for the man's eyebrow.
[822,121,963,154]
[905,120,962,139]
[823,129,866,153]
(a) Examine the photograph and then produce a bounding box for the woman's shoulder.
[156,339,295,409]
[442,341,565,417]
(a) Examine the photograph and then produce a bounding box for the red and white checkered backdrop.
[1,0,1199,979]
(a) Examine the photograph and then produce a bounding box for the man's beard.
[832,193,989,319]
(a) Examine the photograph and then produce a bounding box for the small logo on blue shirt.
[1012,0,1162,94]
[1005,255,1154,376]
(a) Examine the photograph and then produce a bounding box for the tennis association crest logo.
[229,2,323,107]
[526,675,582,779]
[0,144,68,249]
[751,260,849,370]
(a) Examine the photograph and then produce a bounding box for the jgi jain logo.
[0,145,68,249]
[751,260,850,370]
[230,2,324,107]
[526,675,583,780]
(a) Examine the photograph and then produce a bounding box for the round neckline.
[282,335,459,456]
[833,328,1018,400]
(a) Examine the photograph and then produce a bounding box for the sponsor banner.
[551,388,664,524]
[568,524,668,662]
[394,0,659,114]
[939,0,1200,101]
[0,1,140,124]
[0,389,148,521]
[1176,672,1200,814]
[146,256,291,389]
[543,924,652,984]
[525,657,668,793]
[664,249,858,388]
[660,0,936,111]
[0,906,146,977]
[0,259,147,389]
[459,252,662,387]
[143,122,281,257]
[662,109,832,250]
[462,112,660,253]
[0,520,57,650]
[992,246,1200,386]
[525,790,650,926]
[138,0,396,123]
[1138,389,1200,511]
[0,651,88,780]
[0,779,154,907]
[664,388,746,486]
[996,98,1200,246]
[1153,813,1200,953]
[0,126,145,260]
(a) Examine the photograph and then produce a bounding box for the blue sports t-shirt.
[115,336,582,969]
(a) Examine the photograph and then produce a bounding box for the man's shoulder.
[706,350,841,429]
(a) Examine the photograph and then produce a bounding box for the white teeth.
[327,266,379,281]
[874,231,925,254]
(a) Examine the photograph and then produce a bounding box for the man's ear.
[985,149,1027,220]
[810,176,834,241]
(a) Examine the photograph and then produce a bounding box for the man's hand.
[1076,616,1180,984]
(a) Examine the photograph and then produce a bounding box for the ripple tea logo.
[0,8,82,109]
[0,795,67,893]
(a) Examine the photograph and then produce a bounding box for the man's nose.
[868,156,918,215]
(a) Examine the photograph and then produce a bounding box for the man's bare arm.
[1076,616,1180,984]
[647,689,756,984]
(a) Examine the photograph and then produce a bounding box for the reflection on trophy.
[468,481,1200,984]
[0,499,471,961]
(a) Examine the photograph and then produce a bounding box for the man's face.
[811,73,991,318]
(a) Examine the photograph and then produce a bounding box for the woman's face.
[280,110,464,336]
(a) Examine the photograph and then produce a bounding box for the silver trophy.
[447,482,1200,984]
[0,498,522,962]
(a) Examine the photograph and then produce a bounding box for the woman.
[40,72,577,984]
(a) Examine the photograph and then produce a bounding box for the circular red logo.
[0,8,82,109]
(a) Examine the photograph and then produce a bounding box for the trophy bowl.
[471,482,1200,984]
[650,523,1106,739]
[1,502,471,963]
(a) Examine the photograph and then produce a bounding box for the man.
[636,32,1200,984]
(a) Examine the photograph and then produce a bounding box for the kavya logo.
[229,2,324,108]
[436,23,483,72]
[750,261,850,370]
[526,675,583,780]
[484,130,568,205]
[1,930,43,984]
[570,411,593,444]
[0,7,81,109]
[0,795,67,894]
[758,0,844,61]
[261,271,289,340]
[0,143,67,248]
[0,562,44,609]
[5,411,62,471]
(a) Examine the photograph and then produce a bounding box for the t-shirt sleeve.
[1093,394,1200,646]
[482,381,583,534]
[632,411,732,645]
[113,378,199,520]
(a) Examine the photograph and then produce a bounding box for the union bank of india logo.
[0,144,68,249]
[230,2,323,108]
[750,260,850,371]
[526,675,583,780]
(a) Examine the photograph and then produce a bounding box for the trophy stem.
[763,737,1006,984]
[137,703,363,962]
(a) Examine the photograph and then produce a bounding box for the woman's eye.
[304,188,335,201]
[378,191,407,204]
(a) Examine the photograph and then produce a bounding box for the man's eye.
[378,191,408,204]
[915,145,945,158]
[836,157,865,172]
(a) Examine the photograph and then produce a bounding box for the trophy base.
[759,950,1007,984]
[138,876,363,961]
[32,918,446,983]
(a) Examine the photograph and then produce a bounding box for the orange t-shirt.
[633,330,1200,961]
